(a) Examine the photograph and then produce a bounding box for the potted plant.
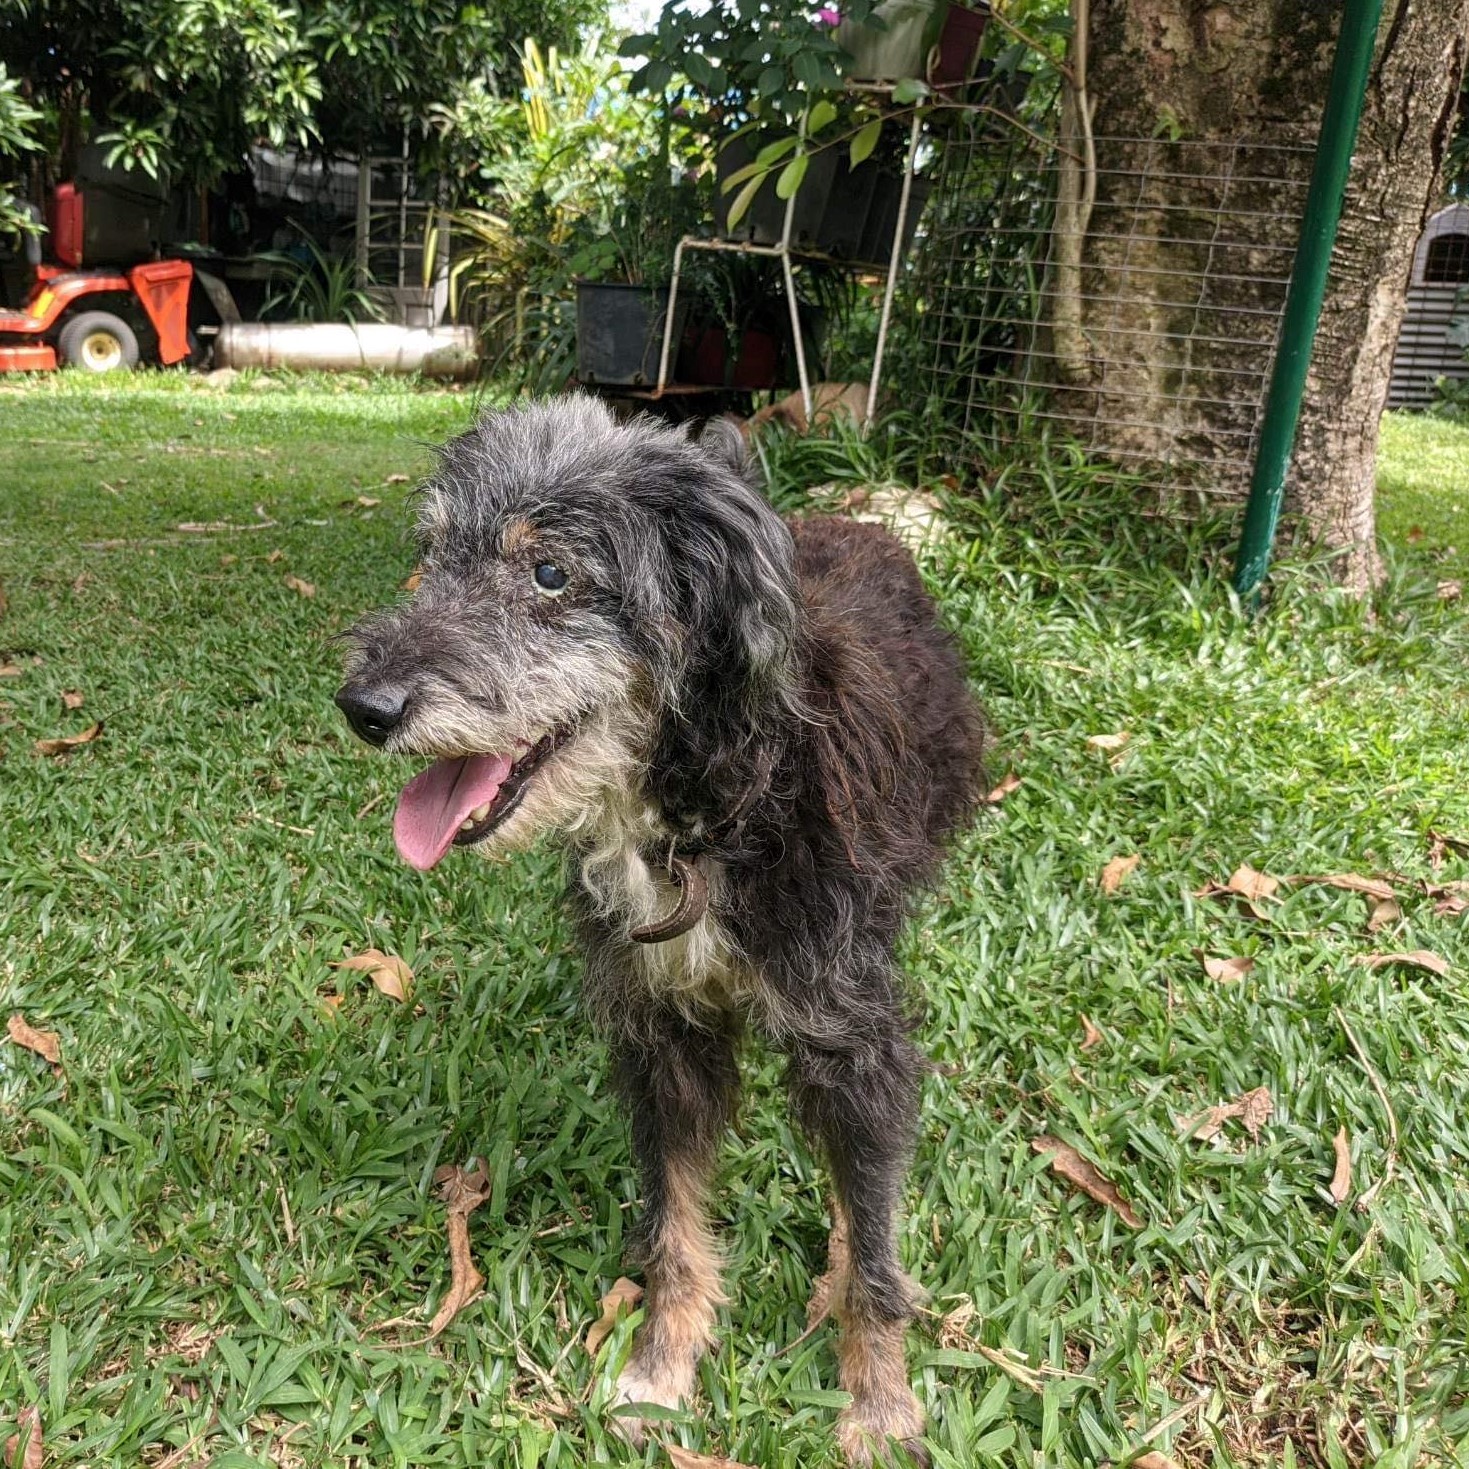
[677,253,790,388]
[572,156,705,386]
[835,0,946,84]
[932,3,991,88]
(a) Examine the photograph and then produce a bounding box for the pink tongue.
[393,753,513,871]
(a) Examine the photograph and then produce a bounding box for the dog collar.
[629,749,775,945]
[629,855,710,944]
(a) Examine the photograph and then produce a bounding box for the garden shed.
[1387,201,1469,408]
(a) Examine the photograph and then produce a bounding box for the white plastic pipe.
[215,322,478,379]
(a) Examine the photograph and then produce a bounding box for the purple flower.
[815,6,841,26]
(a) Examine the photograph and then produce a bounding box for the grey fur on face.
[338,397,799,854]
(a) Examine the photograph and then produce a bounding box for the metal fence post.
[1231,0,1385,598]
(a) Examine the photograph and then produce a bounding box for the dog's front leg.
[606,1009,740,1444]
[787,1031,927,1467]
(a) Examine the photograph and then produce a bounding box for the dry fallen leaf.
[1366,897,1401,933]
[34,721,103,757]
[1434,893,1468,918]
[355,495,381,508]
[1239,1085,1273,1140]
[0,664,24,678]
[777,1211,848,1358]
[385,473,411,484]
[61,690,84,711]
[1079,1013,1103,1051]
[1193,949,1254,983]
[1182,1086,1272,1144]
[265,548,285,564]
[1032,1135,1142,1228]
[585,1276,644,1356]
[1288,873,1396,902]
[1196,864,1280,919]
[1085,732,1130,752]
[666,1449,757,1469]
[425,1160,492,1338]
[1353,950,1450,978]
[1181,1101,1237,1143]
[1226,864,1278,902]
[7,1014,60,1065]
[1329,1127,1352,1204]
[1133,1455,1183,1469]
[3,1406,42,1469]
[1427,829,1469,868]
[1100,854,1140,895]
[332,948,414,1002]
[283,574,315,599]
[1437,578,1462,601]
[985,771,1021,805]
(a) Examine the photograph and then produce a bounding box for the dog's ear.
[697,417,752,482]
[647,462,799,836]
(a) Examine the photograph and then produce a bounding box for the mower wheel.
[57,311,140,373]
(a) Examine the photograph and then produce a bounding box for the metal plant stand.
[654,113,923,425]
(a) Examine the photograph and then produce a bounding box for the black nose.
[336,684,409,747]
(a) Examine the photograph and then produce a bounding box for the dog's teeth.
[460,818,474,831]
[470,802,492,821]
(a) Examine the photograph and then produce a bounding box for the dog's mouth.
[392,725,574,871]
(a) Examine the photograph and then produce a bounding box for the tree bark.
[1060,0,1469,589]
[1288,0,1469,591]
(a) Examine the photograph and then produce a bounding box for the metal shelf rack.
[653,110,924,424]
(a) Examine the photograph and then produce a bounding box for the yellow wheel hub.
[81,330,124,371]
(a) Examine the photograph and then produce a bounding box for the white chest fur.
[574,801,746,1015]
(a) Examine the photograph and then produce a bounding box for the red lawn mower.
[0,182,197,373]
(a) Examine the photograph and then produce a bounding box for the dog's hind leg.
[787,1032,927,1467]
[606,1011,740,1445]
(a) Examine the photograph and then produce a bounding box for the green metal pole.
[1231,0,1384,598]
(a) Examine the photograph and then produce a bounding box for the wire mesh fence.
[907,107,1316,496]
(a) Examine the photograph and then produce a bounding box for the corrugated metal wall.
[1388,203,1469,409]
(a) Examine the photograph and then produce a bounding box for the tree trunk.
[1288,1,1469,591]
[1060,0,1469,589]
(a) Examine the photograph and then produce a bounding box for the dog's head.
[336,396,799,869]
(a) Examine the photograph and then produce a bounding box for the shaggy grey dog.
[336,395,986,1465]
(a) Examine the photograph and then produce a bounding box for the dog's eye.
[533,562,569,595]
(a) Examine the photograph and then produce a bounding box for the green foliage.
[259,230,385,324]
[621,0,879,127]
[0,59,41,238]
[0,0,607,189]
[0,375,1467,1466]
[439,36,702,390]
[3,0,322,185]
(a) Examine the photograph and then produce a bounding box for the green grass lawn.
[2,374,1468,1469]
[1377,411,1469,583]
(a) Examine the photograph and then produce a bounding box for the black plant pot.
[575,281,687,387]
[716,136,847,250]
[858,174,933,267]
[816,160,881,261]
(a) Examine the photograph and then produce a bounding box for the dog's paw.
[836,1388,928,1467]
[606,1362,688,1449]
